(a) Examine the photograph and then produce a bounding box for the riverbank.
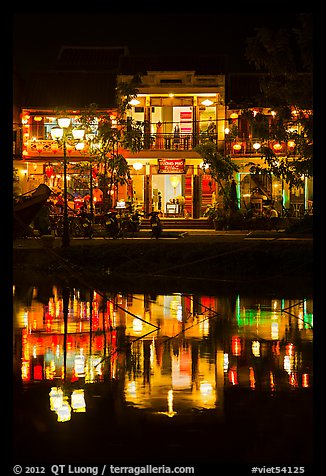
[13,231,313,297]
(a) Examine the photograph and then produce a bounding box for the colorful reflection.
[13,285,313,423]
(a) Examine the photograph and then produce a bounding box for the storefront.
[127,158,217,218]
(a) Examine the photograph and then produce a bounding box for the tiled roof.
[57,46,128,70]
[22,70,117,109]
[118,54,227,75]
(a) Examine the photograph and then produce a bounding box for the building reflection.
[13,285,313,423]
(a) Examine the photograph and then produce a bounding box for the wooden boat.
[13,184,52,237]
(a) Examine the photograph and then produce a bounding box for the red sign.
[158,159,185,174]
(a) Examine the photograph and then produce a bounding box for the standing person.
[245,203,256,231]
[173,125,180,149]
[155,121,164,149]
[56,193,64,214]
[207,117,216,142]
[268,205,279,230]
[149,211,162,238]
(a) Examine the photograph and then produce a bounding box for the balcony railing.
[22,135,298,159]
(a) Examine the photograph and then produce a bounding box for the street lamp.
[51,117,85,247]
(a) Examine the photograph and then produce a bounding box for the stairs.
[141,218,212,230]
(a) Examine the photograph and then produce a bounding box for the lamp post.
[51,117,85,248]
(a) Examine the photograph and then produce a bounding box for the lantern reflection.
[15,287,313,422]
[49,387,86,422]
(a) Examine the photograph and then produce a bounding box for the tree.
[244,14,313,188]
[194,142,240,225]
[79,78,148,211]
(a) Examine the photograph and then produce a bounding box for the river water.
[12,282,313,471]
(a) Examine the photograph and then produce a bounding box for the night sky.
[13,12,306,76]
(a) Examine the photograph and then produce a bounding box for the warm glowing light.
[271,322,279,340]
[157,389,177,417]
[58,117,71,129]
[170,175,180,188]
[201,99,214,106]
[75,142,85,151]
[200,161,209,170]
[286,343,294,356]
[302,373,310,388]
[273,142,282,150]
[249,367,255,389]
[232,143,242,151]
[200,382,213,395]
[56,399,71,422]
[223,353,229,372]
[49,387,64,411]
[51,127,63,140]
[133,161,143,171]
[287,140,295,148]
[34,116,43,122]
[132,317,143,332]
[74,355,85,377]
[270,372,276,391]
[284,355,292,373]
[224,127,230,134]
[252,340,260,357]
[72,128,85,140]
[253,142,261,150]
[129,98,140,106]
[167,389,176,416]
[228,368,238,385]
[230,113,238,119]
[232,336,241,356]
[71,389,86,412]
[126,381,137,397]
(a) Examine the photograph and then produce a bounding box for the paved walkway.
[13,228,312,249]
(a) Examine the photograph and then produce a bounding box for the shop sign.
[158,159,185,174]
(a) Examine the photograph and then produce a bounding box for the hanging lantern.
[233,143,242,151]
[273,142,282,151]
[34,116,43,122]
[253,142,261,150]
[170,175,180,188]
[45,165,54,178]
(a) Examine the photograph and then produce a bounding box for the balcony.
[21,135,298,160]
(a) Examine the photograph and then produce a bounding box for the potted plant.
[204,204,227,230]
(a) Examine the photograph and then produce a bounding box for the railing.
[24,135,298,158]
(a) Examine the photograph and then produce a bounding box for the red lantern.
[45,165,54,178]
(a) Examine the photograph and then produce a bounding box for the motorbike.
[79,211,93,238]
[149,212,162,239]
[105,211,120,239]
[118,210,142,236]
[129,211,142,233]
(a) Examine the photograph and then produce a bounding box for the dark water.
[12,283,313,471]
